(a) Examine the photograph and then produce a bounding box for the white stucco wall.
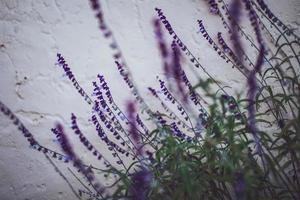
[0,0,299,199]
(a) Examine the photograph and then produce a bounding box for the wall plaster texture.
[0,0,299,199]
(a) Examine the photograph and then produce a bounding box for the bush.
[1,0,299,199]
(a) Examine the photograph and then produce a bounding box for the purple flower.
[92,87,133,156]
[148,87,159,98]
[217,32,251,72]
[203,0,220,15]
[255,0,288,31]
[246,46,265,150]
[170,42,188,103]
[153,19,169,59]
[197,20,229,63]
[0,101,37,146]
[180,69,208,107]
[242,0,264,49]
[88,0,109,35]
[145,150,154,163]
[89,0,100,10]
[153,19,171,78]
[155,112,167,126]
[154,8,175,36]
[56,53,92,105]
[129,167,152,200]
[158,79,188,116]
[136,114,150,135]
[221,94,230,100]
[228,0,244,61]
[97,74,113,104]
[115,61,134,89]
[170,122,190,141]
[233,171,246,200]
[154,8,219,97]
[90,113,128,158]
[242,0,265,156]
[70,113,108,163]
[217,32,231,54]
[89,0,148,108]
[51,123,106,195]
[127,101,143,156]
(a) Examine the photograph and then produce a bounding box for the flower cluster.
[115,61,134,89]
[97,74,113,104]
[115,61,147,108]
[78,189,101,200]
[204,0,220,15]
[97,75,151,138]
[216,32,230,54]
[153,19,204,107]
[89,0,112,38]
[198,19,254,84]
[180,70,206,106]
[136,114,150,135]
[150,79,207,135]
[155,8,174,36]
[94,100,130,152]
[0,100,37,146]
[228,0,244,60]
[197,20,231,65]
[93,80,149,148]
[242,0,265,50]
[92,80,126,127]
[129,167,152,200]
[218,0,266,59]
[89,0,122,62]
[56,53,93,105]
[155,8,201,70]
[217,32,252,73]
[241,0,266,157]
[159,80,187,119]
[127,101,143,156]
[90,113,130,163]
[153,19,170,77]
[89,0,150,116]
[155,112,167,126]
[148,86,179,120]
[255,0,287,31]
[153,109,194,142]
[170,122,193,142]
[71,113,106,161]
[170,42,188,102]
[0,101,102,170]
[155,7,234,101]
[221,94,243,120]
[94,76,156,152]
[51,123,106,196]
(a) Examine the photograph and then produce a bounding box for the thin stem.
[251,1,300,66]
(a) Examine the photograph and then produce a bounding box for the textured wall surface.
[0,0,299,199]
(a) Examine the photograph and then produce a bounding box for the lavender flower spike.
[52,124,106,196]
[204,0,220,15]
[228,0,244,60]
[242,0,266,157]
[153,18,170,78]
[127,101,143,156]
[56,53,93,105]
